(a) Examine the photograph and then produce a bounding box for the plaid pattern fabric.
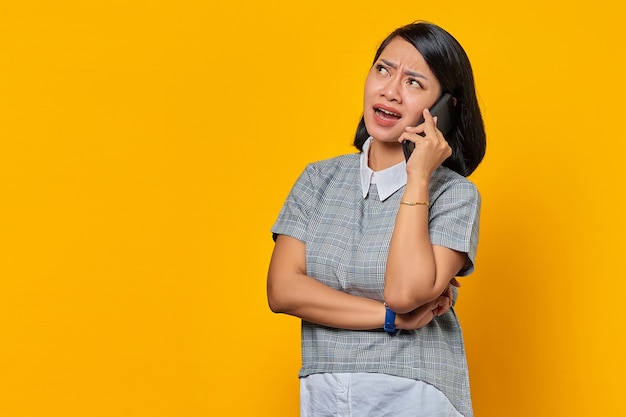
[271,153,480,417]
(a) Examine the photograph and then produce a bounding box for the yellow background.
[1,1,625,416]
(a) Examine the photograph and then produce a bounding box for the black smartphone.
[402,93,456,162]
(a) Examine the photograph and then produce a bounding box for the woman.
[267,21,486,417]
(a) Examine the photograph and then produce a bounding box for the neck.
[368,139,404,171]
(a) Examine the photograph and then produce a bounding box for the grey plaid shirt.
[271,142,480,416]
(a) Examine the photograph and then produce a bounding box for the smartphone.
[402,93,456,162]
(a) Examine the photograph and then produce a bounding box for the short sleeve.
[271,164,318,243]
[428,179,481,276]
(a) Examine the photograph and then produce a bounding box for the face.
[363,37,442,144]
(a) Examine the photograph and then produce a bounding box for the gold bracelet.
[400,200,429,206]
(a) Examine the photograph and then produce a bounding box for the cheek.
[406,104,426,126]
[363,77,375,100]
[363,71,383,98]
[406,94,438,126]
[409,113,424,127]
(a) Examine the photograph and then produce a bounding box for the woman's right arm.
[267,234,452,331]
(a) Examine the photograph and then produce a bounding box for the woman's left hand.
[395,285,454,330]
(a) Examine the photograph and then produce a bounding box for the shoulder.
[305,153,360,173]
[286,153,360,202]
[301,153,360,184]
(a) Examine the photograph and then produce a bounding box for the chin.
[369,130,403,144]
[365,125,398,143]
[374,137,403,146]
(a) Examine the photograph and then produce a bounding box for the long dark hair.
[354,22,486,177]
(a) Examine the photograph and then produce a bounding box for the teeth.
[378,108,400,117]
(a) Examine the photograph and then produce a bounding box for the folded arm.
[267,234,453,331]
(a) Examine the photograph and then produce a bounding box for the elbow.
[267,292,280,313]
[384,264,442,313]
[267,285,284,314]
[383,293,421,314]
[384,284,438,314]
[266,275,291,314]
[267,296,287,314]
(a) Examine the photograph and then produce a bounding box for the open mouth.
[375,107,401,120]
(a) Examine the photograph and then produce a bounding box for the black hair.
[354,22,486,177]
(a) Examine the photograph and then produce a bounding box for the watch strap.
[383,303,397,335]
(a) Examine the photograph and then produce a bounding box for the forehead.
[378,37,431,72]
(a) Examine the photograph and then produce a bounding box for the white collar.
[359,137,407,201]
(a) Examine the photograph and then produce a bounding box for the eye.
[376,64,390,76]
[407,78,423,89]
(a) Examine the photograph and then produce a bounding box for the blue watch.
[383,303,397,335]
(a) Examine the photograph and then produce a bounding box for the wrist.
[405,173,430,187]
[383,303,397,335]
[404,177,429,197]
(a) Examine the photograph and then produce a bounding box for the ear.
[452,97,458,107]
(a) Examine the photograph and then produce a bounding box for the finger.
[437,299,453,316]
[405,123,426,132]
[398,130,427,145]
[404,124,426,138]
[422,108,439,138]
[434,305,447,317]
[433,297,448,316]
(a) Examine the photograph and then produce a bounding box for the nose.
[381,77,401,102]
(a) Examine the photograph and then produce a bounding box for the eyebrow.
[381,59,429,80]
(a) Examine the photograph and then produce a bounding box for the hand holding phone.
[402,93,456,162]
